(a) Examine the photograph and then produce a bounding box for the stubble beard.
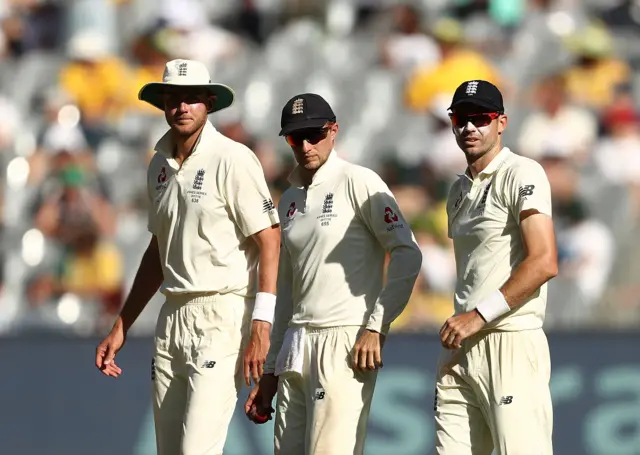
[171,116,206,138]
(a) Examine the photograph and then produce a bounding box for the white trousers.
[434,329,553,455]
[275,326,378,455]
[152,293,251,455]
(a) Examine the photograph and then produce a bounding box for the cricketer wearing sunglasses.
[434,80,558,455]
[244,93,422,454]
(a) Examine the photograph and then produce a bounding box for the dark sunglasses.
[449,112,501,128]
[285,127,330,147]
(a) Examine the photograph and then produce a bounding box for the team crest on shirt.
[186,169,208,203]
[193,169,205,190]
[316,193,337,227]
[471,181,492,218]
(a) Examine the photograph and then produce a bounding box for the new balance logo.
[314,388,325,401]
[201,361,216,369]
[262,198,275,213]
[177,62,188,76]
[193,169,205,190]
[322,193,334,214]
[518,185,535,198]
[499,396,513,405]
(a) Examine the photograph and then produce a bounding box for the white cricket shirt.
[264,151,422,373]
[446,147,552,331]
[146,121,279,297]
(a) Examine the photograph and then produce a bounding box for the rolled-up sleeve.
[507,161,552,223]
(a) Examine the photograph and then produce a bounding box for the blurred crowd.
[1,0,640,336]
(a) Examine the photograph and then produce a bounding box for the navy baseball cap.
[279,93,336,136]
[448,80,504,113]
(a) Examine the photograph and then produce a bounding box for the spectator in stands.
[404,17,503,112]
[563,22,632,111]
[27,88,95,187]
[501,0,584,89]
[0,93,20,151]
[412,204,456,296]
[59,29,130,146]
[0,0,63,58]
[380,4,440,77]
[125,28,172,117]
[555,197,615,312]
[518,72,598,164]
[33,164,116,245]
[392,207,454,331]
[592,99,640,212]
[26,223,123,324]
[423,94,469,196]
[155,0,244,72]
[537,151,580,207]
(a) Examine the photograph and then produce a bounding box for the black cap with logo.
[448,80,505,113]
[279,93,336,136]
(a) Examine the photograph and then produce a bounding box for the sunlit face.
[285,122,339,171]
[163,89,213,137]
[449,104,507,162]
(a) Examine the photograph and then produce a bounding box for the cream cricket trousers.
[152,293,251,455]
[275,326,378,455]
[434,329,553,455]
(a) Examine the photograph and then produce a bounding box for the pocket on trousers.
[154,303,173,353]
[519,331,545,375]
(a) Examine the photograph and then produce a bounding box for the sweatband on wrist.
[252,292,276,323]
[475,290,510,323]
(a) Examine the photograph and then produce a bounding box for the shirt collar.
[154,120,216,162]
[288,149,340,188]
[457,147,512,181]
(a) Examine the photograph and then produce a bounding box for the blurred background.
[1,0,640,454]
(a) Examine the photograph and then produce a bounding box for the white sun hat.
[138,59,235,114]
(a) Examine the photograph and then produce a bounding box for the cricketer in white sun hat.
[138,59,235,114]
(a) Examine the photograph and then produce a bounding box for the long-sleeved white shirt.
[264,151,422,373]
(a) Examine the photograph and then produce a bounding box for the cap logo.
[292,98,304,115]
[466,81,479,96]
[176,61,188,77]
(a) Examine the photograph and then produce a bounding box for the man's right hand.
[95,319,126,378]
[244,373,278,424]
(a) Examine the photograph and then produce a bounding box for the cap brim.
[138,82,235,114]
[449,98,503,112]
[279,118,330,136]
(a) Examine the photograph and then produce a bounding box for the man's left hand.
[353,329,385,371]
[243,321,271,386]
[439,310,486,349]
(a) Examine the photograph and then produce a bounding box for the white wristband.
[252,292,276,324]
[475,290,511,323]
